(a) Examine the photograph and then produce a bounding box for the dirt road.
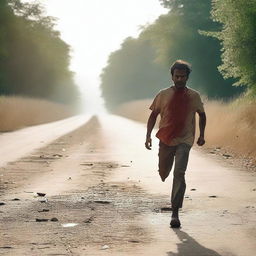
[0,115,255,256]
[0,115,90,167]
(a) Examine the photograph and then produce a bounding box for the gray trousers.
[158,142,191,209]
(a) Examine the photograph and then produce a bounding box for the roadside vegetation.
[115,99,256,161]
[0,96,74,132]
[0,1,80,130]
[0,0,80,105]
[100,0,245,111]
[101,0,256,160]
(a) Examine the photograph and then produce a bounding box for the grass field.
[0,96,75,132]
[115,98,256,160]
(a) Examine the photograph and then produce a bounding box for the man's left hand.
[197,136,205,146]
[145,137,152,150]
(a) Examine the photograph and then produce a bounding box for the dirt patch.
[0,116,171,255]
[1,114,255,256]
[0,181,171,255]
[201,146,256,173]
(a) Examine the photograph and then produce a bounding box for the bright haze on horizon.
[24,0,167,113]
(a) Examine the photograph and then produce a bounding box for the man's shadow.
[167,229,235,256]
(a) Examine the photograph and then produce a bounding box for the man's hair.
[170,60,192,76]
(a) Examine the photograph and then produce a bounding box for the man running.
[145,60,206,228]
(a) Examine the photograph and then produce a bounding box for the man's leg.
[158,142,176,182]
[170,143,191,227]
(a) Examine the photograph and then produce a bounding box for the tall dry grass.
[0,96,75,132]
[203,100,256,158]
[115,98,256,160]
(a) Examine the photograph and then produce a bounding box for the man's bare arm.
[197,112,206,146]
[145,111,159,150]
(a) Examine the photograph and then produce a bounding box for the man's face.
[172,69,188,89]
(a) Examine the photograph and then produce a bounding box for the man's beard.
[175,82,186,88]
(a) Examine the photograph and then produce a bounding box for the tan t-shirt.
[150,86,205,146]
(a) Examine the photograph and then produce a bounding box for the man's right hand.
[145,137,152,150]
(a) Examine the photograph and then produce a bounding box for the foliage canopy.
[100,0,243,111]
[0,0,80,104]
[209,0,256,96]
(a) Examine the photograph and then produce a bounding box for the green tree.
[100,0,243,111]
[0,0,80,105]
[101,37,169,110]
[0,0,12,94]
[209,0,256,96]
[142,0,244,97]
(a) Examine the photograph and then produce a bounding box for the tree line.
[100,0,254,111]
[0,0,80,105]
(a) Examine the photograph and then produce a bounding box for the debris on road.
[84,216,94,223]
[128,240,140,243]
[94,200,111,204]
[61,223,78,228]
[1,115,255,255]
[37,192,46,197]
[160,207,172,212]
[80,163,93,166]
[36,218,49,222]
[38,209,49,213]
[223,154,232,158]
[101,245,110,250]
[39,198,48,203]
[53,154,63,158]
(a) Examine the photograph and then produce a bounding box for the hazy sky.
[29,0,167,112]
